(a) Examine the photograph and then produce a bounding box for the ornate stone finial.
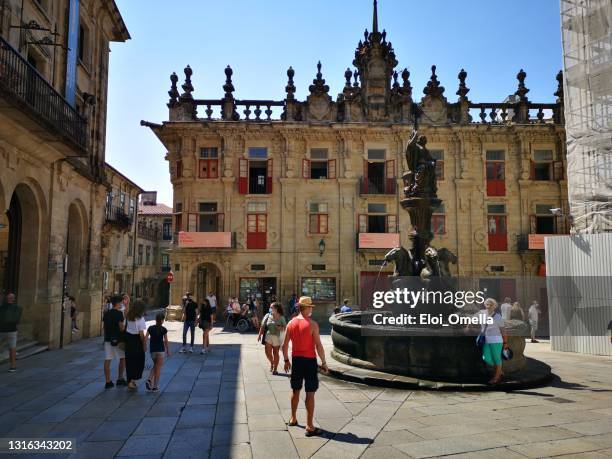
[223,65,235,97]
[456,68,470,101]
[168,72,180,106]
[554,70,564,102]
[515,68,529,101]
[392,70,399,90]
[309,61,329,95]
[423,65,445,97]
[181,65,194,99]
[382,29,387,43]
[286,66,296,100]
[353,69,360,87]
[400,68,412,96]
[364,29,369,41]
[372,0,379,34]
[344,68,353,88]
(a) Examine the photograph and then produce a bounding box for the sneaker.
[189,347,194,353]
[8,367,17,373]
[116,378,127,386]
[201,348,207,355]
[105,381,115,389]
[151,387,159,392]
[179,348,186,353]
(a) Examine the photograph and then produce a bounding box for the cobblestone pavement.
[1,317,611,458]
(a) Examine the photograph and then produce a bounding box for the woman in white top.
[478,298,507,385]
[124,300,147,391]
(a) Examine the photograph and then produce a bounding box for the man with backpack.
[0,293,22,372]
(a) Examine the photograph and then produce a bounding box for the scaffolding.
[561,0,612,233]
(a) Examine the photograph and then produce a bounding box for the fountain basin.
[330,311,529,383]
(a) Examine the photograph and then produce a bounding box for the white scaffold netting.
[561,0,612,233]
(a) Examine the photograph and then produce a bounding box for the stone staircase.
[0,337,48,365]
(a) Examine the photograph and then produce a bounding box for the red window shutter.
[218,213,224,232]
[328,159,336,179]
[385,159,395,194]
[553,161,564,181]
[302,159,311,179]
[530,160,535,180]
[362,160,369,194]
[210,159,219,178]
[529,215,537,234]
[198,159,207,178]
[386,214,397,233]
[238,158,248,194]
[266,158,273,193]
[358,214,367,233]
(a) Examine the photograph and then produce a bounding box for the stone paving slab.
[1,321,612,458]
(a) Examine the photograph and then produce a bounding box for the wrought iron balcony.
[138,223,160,241]
[105,206,132,229]
[0,36,87,152]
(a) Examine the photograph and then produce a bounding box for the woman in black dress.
[124,301,147,391]
[199,298,214,354]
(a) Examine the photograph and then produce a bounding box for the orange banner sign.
[178,232,232,248]
[358,233,400,249]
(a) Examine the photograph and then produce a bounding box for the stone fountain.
[330,131,546,386]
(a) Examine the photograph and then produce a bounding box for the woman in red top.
[282,296,328,437]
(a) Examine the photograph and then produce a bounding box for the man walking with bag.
[0,293,22,372]
[103,295,127,388]
[282,296,328,437]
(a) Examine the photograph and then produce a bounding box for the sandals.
[145,380,152,391]
[287,420,298,427]
[305,427,323,437]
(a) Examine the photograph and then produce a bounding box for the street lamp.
[318,239,326,256]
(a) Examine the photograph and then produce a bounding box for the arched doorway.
[66,202,87,297]
[191,263,221,305]
[2,184,41,301]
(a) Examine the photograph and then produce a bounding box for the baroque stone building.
[101,163,142,303]
[0,0,129,346]
[134,191,172,308]
[143,2,568,319]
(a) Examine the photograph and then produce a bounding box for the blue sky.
[106,0,562,205]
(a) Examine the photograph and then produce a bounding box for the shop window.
[486,150,505,196]
[199,147,219,178]
[432,203,446,235]
[309,203,329,234]
[487,204,507,251]
[301,277,336,302]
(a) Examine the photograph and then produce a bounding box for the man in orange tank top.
[282,296,328,437]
